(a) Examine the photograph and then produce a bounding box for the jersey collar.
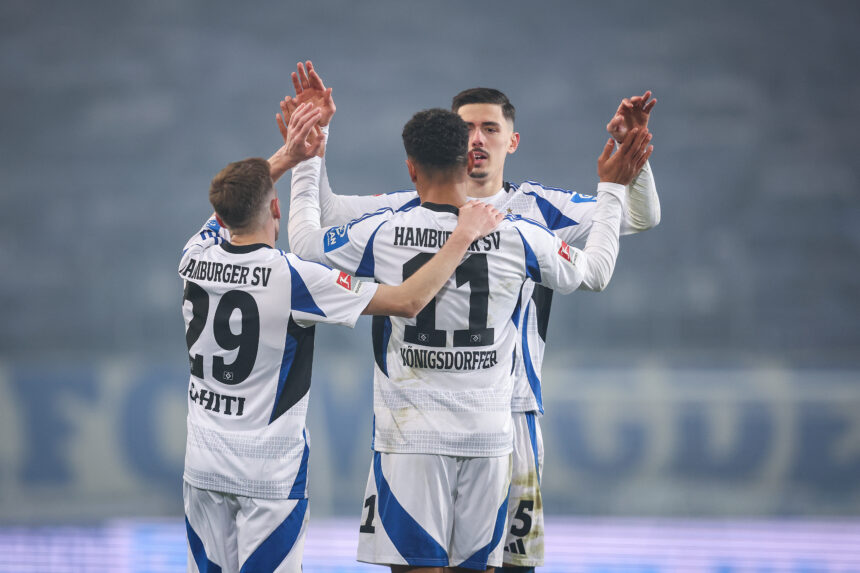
[420,202,459,215]
[219,241,271,253]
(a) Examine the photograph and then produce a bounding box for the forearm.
[579,182,626,291]
[288,156,327,260]
[269,144,298,184]
[621,161,661,234]
[363,230,473,317]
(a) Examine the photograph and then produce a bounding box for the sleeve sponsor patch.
[324,224,350,252]
[558,241,571,262]
[570,193,597,204]
[336,271,352,290]
[558,241,579,265]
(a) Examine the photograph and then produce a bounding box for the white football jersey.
[178,217,377,499]
[316,171,645,414]
[317,202,597,457]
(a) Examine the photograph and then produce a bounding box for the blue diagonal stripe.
[186,516,223,573]
[515,229,541,284]
[239,498,308,573]
[457,487,509,569]
[521,303,543,413]
[373,452,448,566]
[526,412,540,484]
[287,261,326,317]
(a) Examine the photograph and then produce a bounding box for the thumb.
[598,138,615,162]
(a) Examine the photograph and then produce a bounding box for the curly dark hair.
[209,157,273,230]
[451,87,515,123]
[401,108,469,171]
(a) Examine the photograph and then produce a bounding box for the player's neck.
[466,172,504,198]
[419,181,470,208]
[228,229,274,248]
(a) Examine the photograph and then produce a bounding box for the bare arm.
[267,102,324,182]
[363,201,503,317]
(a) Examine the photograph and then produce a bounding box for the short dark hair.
[208,158,273,230]
[402,108,469,172]
[451,87,515,123]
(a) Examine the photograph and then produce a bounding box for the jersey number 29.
[183,281,259,384]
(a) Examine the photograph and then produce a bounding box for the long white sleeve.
[578,182,627,291]
[288,156,327,261]
[317,128,411,225]
[621,161,661,234]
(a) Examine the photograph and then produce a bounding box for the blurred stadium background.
[1,0,859,571]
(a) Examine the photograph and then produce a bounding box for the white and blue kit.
[179,216,377,573]
[289,156,629,569]
[302,148,659,566]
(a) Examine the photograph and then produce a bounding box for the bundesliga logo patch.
[336,271,352,290]
[558,241,572,262]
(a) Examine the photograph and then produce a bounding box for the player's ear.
[406,158,418,184]
[271,196,281,221]
[215,213,226,228]
[508,131,520,154]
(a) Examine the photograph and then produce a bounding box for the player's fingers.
[641,90,652,102]
[644,98,657,113]
[283,99,295,118]
[634,145,654,171]
[308,61,326,89]
[598,137,616,163]
[295,109,322,139]
[632,129,651,158]
[297,62,310,89]
[291,71,302,95]
[288,102,313,129]
[619,127,645,158]
[632,132,652,162]
[276,114,288,139]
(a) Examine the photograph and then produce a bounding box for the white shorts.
[184,482,309,573]
[503,411,545,567]
[357,451,511,570]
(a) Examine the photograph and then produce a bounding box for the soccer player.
[277,61,660,572]
[179,102,503,573]
[287,107,652,571]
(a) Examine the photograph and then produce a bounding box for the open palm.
[291,60,336,127]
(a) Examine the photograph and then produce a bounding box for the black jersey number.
[183,282,260,385]
[401,253,494,348]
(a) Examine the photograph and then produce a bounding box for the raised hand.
[282,102,325,166]
[606,90,657,143]
[291,60,336,127]
[597,127,653,186]
[277,97,326,157]
[455,200,504,243]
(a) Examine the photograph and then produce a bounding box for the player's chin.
[469,170,489,180]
